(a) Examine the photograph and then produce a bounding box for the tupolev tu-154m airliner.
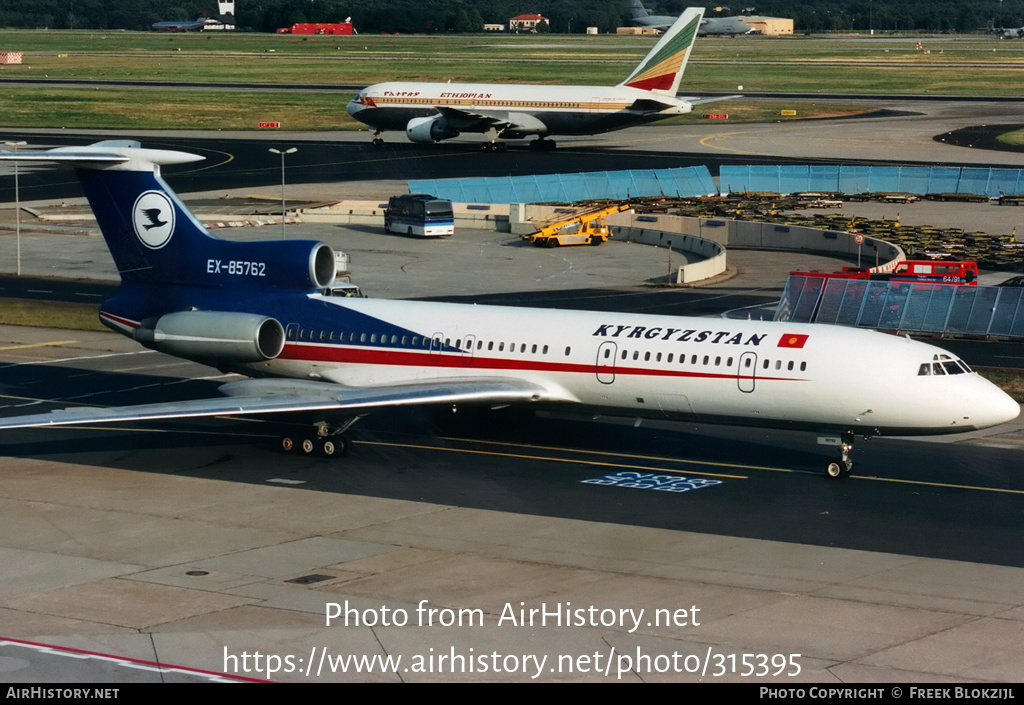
[0,141,1018,478]
[346,8,735,151]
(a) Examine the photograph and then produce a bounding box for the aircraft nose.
[346,97,363,117]
[971,378,1020,430]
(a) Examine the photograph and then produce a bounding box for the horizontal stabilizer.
[0,140,204,172]
[684,94,744,105]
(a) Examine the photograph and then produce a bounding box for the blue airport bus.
[384,194,454,237]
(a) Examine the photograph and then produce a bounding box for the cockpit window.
[918,353,973,376]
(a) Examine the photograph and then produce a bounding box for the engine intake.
[407,115,460,144]
[134,311,285,363]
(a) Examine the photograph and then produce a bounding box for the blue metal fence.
[409,166,717,204]
[776,276,1024,339]
[720,165,1024,197]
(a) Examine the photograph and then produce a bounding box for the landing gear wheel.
[372,137,384,147]
[323,436,347,457]
[825,439,855,479]
[300,438,316,455]
[281,436,295,453]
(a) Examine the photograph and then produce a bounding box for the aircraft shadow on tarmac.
[1,363,1023,569]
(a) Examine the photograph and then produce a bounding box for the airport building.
[509,14,549,32]
[739,15,794,35]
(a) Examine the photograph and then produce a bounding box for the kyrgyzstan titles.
[593,323,767,347]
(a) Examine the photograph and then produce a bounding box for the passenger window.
[788,361,794,371]
[800,362,806,371]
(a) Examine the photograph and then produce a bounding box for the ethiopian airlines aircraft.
[346,8,725,151]
[0,141,1017,478]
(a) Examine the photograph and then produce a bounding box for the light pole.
[268,147,297,239]
[4,141,26,276]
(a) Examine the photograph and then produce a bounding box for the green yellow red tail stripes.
[619,7,703,96]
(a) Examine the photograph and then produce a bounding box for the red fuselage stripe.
[279,342,802,383]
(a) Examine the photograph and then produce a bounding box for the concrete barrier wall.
[610,226,727,284]
[300,202,902,284]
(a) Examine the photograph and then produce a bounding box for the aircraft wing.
[0,377,566,430]
[436,106,547,135]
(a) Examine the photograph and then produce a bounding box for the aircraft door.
[737,352,756,393]
[429,332,444,360]
[596,341,617,384]
[461,335,476,366]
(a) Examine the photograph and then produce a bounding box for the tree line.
[1,0,1022,34]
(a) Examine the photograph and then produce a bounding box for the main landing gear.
[528,138,557,151]
[481,141,508,152]
[823,431,856,479]
[279,417,362,458]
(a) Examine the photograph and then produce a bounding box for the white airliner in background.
[347,8,733,151]
[0,141,1017,479]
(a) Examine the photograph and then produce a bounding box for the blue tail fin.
[0,140,336,292]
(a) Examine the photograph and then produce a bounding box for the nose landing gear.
[822,431,856,479]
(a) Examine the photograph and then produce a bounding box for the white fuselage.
[346,81,691,139]
[249,296,1020,437]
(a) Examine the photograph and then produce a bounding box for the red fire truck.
[791,260,978,286]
